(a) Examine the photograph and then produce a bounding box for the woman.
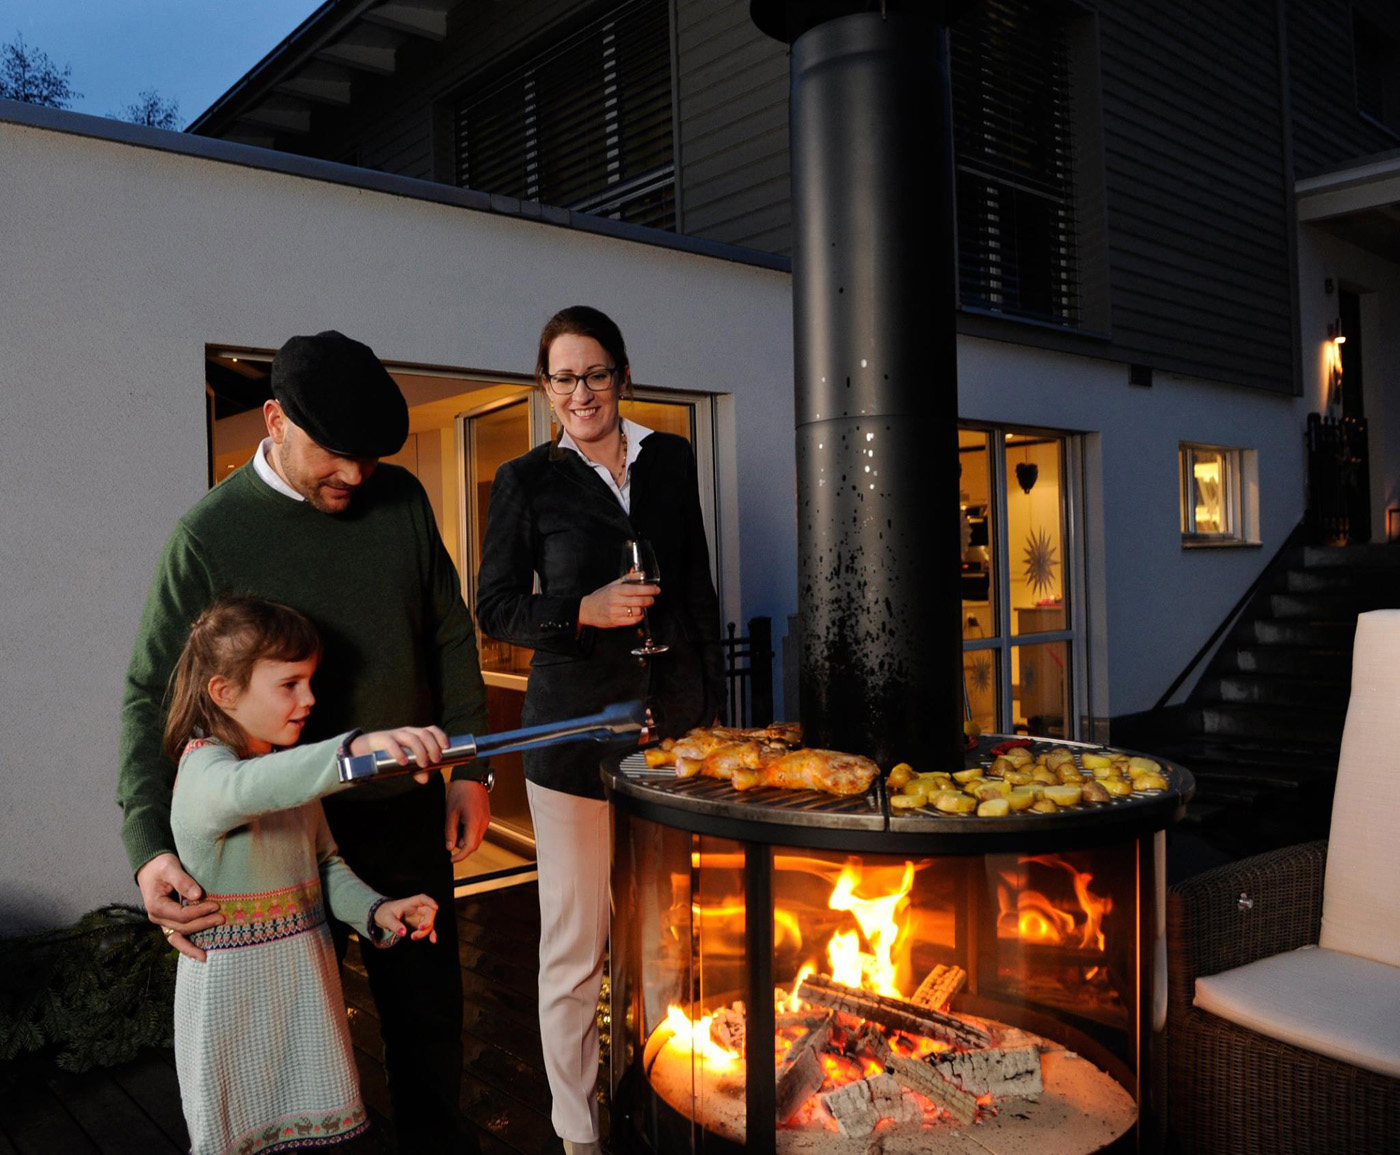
[476,305,724,1155]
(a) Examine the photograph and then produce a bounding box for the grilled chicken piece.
[731,748,879,796]
[645,724,805,774]
[644,723,876,797]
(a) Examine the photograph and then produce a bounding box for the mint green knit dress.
[171,734,392,1154]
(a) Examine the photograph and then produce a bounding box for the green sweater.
[118,460,489,874]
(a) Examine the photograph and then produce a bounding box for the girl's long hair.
[162,596,321,762]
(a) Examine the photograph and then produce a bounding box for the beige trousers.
[526,781,610,1146]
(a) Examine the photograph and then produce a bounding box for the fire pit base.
[645,1016,1135,1153]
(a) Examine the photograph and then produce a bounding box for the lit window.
[1180,443,1257,545]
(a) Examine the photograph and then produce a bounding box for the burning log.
[775,1048,825,1121]
[844,1021,892,1066]
[798,974,993,1049]
[821,1073,921,1137]
[709,1003,746,1056]
[932,1043,1043,1098]
[774,1007,836,1120]
[911,963,966,1011]
[781,1008,836,1068]
[884,1054,979,1126]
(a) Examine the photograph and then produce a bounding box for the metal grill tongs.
[335,699,652,785]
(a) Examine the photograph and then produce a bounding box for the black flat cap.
[270,330,408,458]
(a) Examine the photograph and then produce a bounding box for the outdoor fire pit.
[604,737,1191,1154]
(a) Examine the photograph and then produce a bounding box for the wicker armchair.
[1167,842,1400,1152]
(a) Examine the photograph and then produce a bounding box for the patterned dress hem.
[226,1104,368,1154]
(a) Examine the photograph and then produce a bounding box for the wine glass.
[620,539,669,657]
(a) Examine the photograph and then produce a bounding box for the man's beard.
[275,444,359,513]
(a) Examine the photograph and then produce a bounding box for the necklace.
[612,425,629,486]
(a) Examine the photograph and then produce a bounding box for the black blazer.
[476,431,725,798]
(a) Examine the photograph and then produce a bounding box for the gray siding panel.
[1288,0,1400,178]
[1094,0,1296,394]
[675,0,791,253]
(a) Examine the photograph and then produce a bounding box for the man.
[118,330,489,1153]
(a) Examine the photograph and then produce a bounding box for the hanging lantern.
[1015,461,1039,494]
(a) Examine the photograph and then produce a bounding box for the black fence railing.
[721,616,773,728]
[1307,412,1370,545]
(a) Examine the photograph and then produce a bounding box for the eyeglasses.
[544,367,616,395]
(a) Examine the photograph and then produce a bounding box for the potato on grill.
[886,740,1173,817]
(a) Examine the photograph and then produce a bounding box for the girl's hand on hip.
[578,577,658,629]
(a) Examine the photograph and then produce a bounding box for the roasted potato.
[1006,788,1037,812]
[1044,784,1083,807]
[1080,780,1110,803]
[933,791,977,814]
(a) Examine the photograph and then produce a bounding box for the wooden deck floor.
[0,881,589,1155]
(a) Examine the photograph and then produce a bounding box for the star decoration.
[967,654,992,693]
[1022,526,1058,596]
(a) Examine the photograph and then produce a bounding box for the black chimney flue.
[754,0,969,771]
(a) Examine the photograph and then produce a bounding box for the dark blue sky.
[0,1,318,128]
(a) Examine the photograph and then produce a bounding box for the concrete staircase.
[1158,543,1400,860]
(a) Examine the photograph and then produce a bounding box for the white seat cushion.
[1194,944,1400,1078]
[1323,609,1400,968]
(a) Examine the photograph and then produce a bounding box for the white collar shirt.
[252,437,305,502]
[557,418,653,515]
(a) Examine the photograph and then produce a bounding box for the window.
[961,426,1084,739]
[951,0,1082,326]
[1179,443,1258,545]
[453,0,675,229]
[1354,10,1400,135]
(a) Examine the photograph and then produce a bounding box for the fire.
[662,1005,740,1071]
[824,859,915,996]
[996,854,1111,951]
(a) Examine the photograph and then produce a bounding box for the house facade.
[1,0,1397,929]
[187,0,1400,737]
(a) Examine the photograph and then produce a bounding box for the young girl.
[163,595,446,1155]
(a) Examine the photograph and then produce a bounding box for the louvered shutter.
[951,0,1079,326]
[455,0,675,229]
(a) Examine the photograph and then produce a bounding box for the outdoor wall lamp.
[1327,320,1345,405]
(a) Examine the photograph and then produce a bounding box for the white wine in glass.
[621,539,669,657]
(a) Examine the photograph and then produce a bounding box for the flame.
[686,898,803,951]
[824,859,915,996]
[778,962,818,1014]
[662,1005,740,1071]
[996,854,1112,951]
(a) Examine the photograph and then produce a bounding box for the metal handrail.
[1151,522,1307,711]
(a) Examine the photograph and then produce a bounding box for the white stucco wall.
[0,113,794,932]
[959,336,1312,721]
[2,107,1358,934]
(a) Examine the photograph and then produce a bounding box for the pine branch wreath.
[0,904,175,1083]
